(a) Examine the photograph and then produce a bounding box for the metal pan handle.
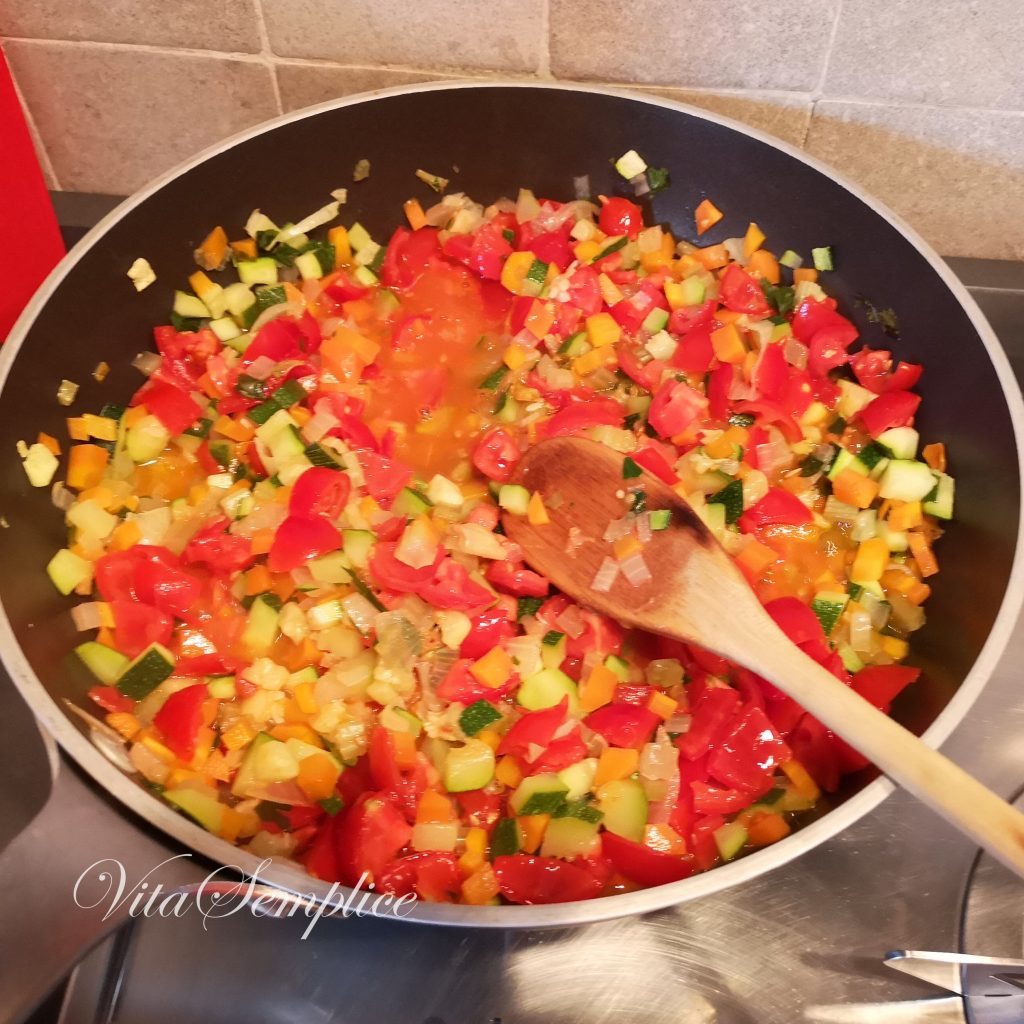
[0,733,203,1024]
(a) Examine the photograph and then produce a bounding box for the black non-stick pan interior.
[0,85,1017,809]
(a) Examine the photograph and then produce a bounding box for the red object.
[417,558,493,610]
[599,197,644,239]
[289,467,351,521]
[583,703,660,749]
[132,380,203,435]
[791,299,859,379]
[671,325,715,375]
[738,488,813,534]
[485,559,550,598]
[153,684,208,761]
[851,348,923,394]
[378,852,462,902]
[540,398,624,438]
[648,380,707,438]
[267,515,341,573]
[109,599,173,659]
[706,705,791,793]
[675,686,741,759]
[0,53,65,341]
[356,451,413,503]
[600,832,695,886]
[87,685,134,714]
[334,792,413,887]
[459,608,516,660]
[472,428,520,482]
[493,854,606,904]
[851,664,920,713]
[858,390,921,437]
[497,699,568,758]
[718,264,771,316]
[183,517,254,576]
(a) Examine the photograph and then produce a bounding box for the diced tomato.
[851,664,920,713]
[648,379,707,438]
[456,788,505,828]
[563,609,625,661]
[858,390,921,437]
[584,703,660,749]
[132,380,202,435]
[752,343,788,401]
[174,653,245,677]
[267,515,341,573]
[153,683,209,762]
[706,362,733,420]
[87,685,134,714]
[610,289,667,335]
[380,227,441,291]
[460,608,516,660]
[690,815,724,871]
[498,699,568,759]
[109,599,173,660]
[357,451,413,503]
[631,444,678,484]
[671,325,715,375]
[435,659,518,705]
[132,557,201,618]
[738,488,813,534]
[183,516,255,577]
[675,686,741,760]
[599,197,644,240]
[691,781,755,814]
[324,271,369,304]
[540,398,624,438]
[706,705,790,793]
[566,265,602,315]
[302,820,341,882]
[787,713,841,792]
[369,541,442,593]
[733,398,802,443]
[851,348,924,395]
[791,299,859,379]
[335,792,413,887]
[472,427,520,482]
[289,466,351,521]
[718,264,770,316]
[525,729,588,775]
[600,832,696,887]
[241,317,304,367]
[493,854,606,904]
[418,558,493,611]
[529,229,574,272]
[485,559,550,598]
[378,852,462,902]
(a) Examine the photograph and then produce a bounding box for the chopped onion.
[341,593,378,635]
[851,509,877,542]
[135,506,172,544]
[630,172,650,197]
[849,609,873,652]
[301,278,322,302]
[636,512,652,544]
[424,201,454,227]
[620,551,652,587]
[51,480,75,511]
[271,201,340,248]
[131,352,161,377]
[666,712,692,735]
[505,635,542,679]
[446,522,507,560]
[823,495,859,524]
[71,602,105,631]
[861,590,891,631]
[301,407,338,444]
[722,237,746,263]
[556,603,587,638]
[245,355,277,381]
[250,301,305,335]
[591,557,620,594]
[756,436,791,476]
[411,821,459,853]
[888,591,925,633]
[515,188,541,223]
[573,174,591,199]
[603,516,633,543]
[640,740,677,780]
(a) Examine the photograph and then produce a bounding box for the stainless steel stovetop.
[3,199,1024,1023]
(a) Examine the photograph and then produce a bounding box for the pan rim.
[2,78,1022,928]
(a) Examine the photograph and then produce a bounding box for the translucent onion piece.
[131,352,161,377]
[573,174,591,200]
[51,480,75,511]
[250,301,305,335]
[556,603,586,638]
[591,557,620,594]
[620,551,652,587]
[849,609,873,652]
[71,602,104,631]
[783,336,809,370]
[341,593,378,635]
[245,355,277,381]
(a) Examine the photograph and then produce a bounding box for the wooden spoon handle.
[736,613,1024,877]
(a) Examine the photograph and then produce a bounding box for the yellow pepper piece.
[572,346,617,378]
[579,663,618,713]
[458,827,488,875]
[613,534,643,562]
[781,759,821,801]
[880,635,910,660]
[328,225,351,265]
[495,755,523,789]
[293,681,319,715]
[220,718,258,752]
[647,691,678,720]
[573,239,602,263]
[500,251,539,296]
[743,222,766,258]
[469,646,514,688]
[516,814,549,854]
[527,491,550,525]
[887,500,923,531]
[594,747,639,787]
[295,753,341,801]
[503,345,529,371]
[597,273,624,306]
[710,322,746,364]
[585,312,622,349]
[851,537,889,582]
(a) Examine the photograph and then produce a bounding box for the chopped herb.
[856,296,902,340]
[208,440,233,469]
[255,229,278,252]
[592,236,628,262]
[318,795,344,816]
[184,417,212,439]
[235,374,266,400]
[415,168,449,193]
[502,228,516,244]
[857,441,893,471]
[799,455,824,477]
[304,442,342,469]
[517,596,544,619]
[542,630,565,647]
[255,802,292,829]
[493,391,509,415]
[768,314,788,326]
[643,420,658,439]
[762,786,787,805]
[709,479,744,524]
[481,366,508,390]
[760,280,796,316]
[459,699,502,737]
[647,166,670,194]
[629,490,648,514]
[622,456,643,479]
[98,403,125,421]
[368,246,387,275]
[728,412,756,428]
[345,570,386,612]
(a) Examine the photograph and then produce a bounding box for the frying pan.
[1,82,1022,1017]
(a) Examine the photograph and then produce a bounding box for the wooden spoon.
[502,436,1024,877]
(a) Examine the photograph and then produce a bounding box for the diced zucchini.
[713,821,748,861]
[490,817,520,859]
[811,246,834,272]
[518,667,580,715]
[117,643,176,700]
[641,307,670,334]
[237,258,279,286]
[22,443,59,487]
[604,654,630,681]
[223,281,257,321]
[540,816,601,858]
[680,276,706,306]
[443,739,495,792]
[557,758,598,801]
[254,284,287,312]
[644,329,677,361]
[75,641,129,685]
[206,675,237,699]
[426,474,463,508]
[242,594,280,656]
[347,222,372,252]
[923,472,955,520]
[837,644,865,674]
[308,551,353,585]
[510,773,569,815]
[172,291,209,320]
[559,332,589,358]
[836,379,875,419]
[245,210,278,240]
[459,699,502,737]
[596,778,648,843]
[392,487,433,517]
[708,478,744,524]
[877,427,919,460]
[876,519,909,552]
[165,788,224,834]
[125,414,171,464]
[498,484,530,516]
[352,265,378,287]
[208,316,242,342]
[342,529,374,570]
[827,447,868,481]
[810,591,848,636]
[540,632,567,670]
[877,460,936,502]
[47,549,91,595]
[615,149,647,179]
[779,249,803,269]
[294,250,324,282]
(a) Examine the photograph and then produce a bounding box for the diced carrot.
[594,747,639,787]
[461,865,500,905]
[647,691,678,720]
[495,755,523,789]
[221,718,258,751]
[67,444,109,490]
[922,443,947,472]
[645,824,688,855]
[458,827,488,875]
[416,790,455,824]
[613,534,643,562]
[295,753,341,801]
[694,199,724,236]
[904,580,932,605]
[293,680,318,715]
[832,468,879,509]
[391,730,418,769]
[745,248,781,284]
[516,814,549,854]
[469,646,514,688]
[246,564,273,596]
[851,537,888,582]
[328,226,351,265]
[271,575,297,604]
[123,405,149,428]
[781,760,821,800]
[291,406,312,427]
[735,538,778,580]
[640,232,675,273]
[37,432,61,456]
[270,723,324,747]
[747,812,791,847]
[907,531,939,577]
[404,198,427,230]
[476,729,502,752]
[194,226,229,271]
[579,663,618,712]
[793,268,819,284]
[230,238,257,260]
[106,711,141,740]
[67,417,90,441]
[108,520,142,552]
[527,491,550,525]
[214,415,254,443]
[887,500,923,531]
[710,322,746,363]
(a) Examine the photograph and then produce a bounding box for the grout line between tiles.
[1,41,62,190]
[251,0,284,114]
[537,0,552,79]
[814,0,844,97]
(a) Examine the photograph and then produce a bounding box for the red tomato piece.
[485,559,550,598]
[525,729,588,775]
[153,683,208,762]
[599,197,644,239]
[357,451,413,503]
[183,516,255,576]
[132,558,201,618]
[671,325,715,375]
[733,398,803,443]
[302,820,342,882]
[498,699,568,759]
[87,685,134,714]
[528,229,574,272]
[600,832,696,887]
[460,608,516,660]
[378,852,462,902]
[435,660,518,705]
[540,398,624,438]
[648,379,708,438]
[706,362,733,421]
[764,596,828,650]
[851,348,923,395]
[493,854,606,904]
[456,788,505,828]
[240,317,304,367]
[858,390,921,437]
[472,427,520,482]
[380,227,441,291]
[335,792,413,888]
[267,515,341,573]
[418,558,493,611]
[787,713,841,793]
[851,664,920,713]
[675,686,742,760]
[174,653,245,677]
[369,541,441,593]
[289,467,351,521]
[583,703,660,749]
[110,599,173,659]
[630,444,678,484]
[706,705,791,794]
[690,814,725,871]
[791,299,859,378]
[132,380,203,435]
[566,265,602,315]
[752,343,788,402]
[738,488,813,534]
[691,781,755,814]
[718,264,771,316]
